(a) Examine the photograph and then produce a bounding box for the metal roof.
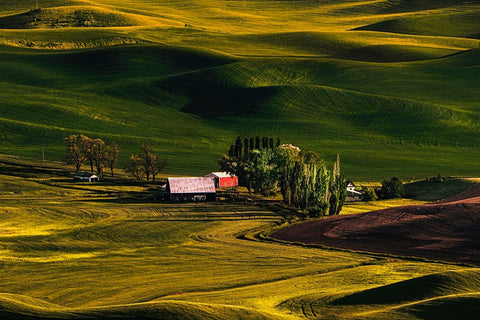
[74,172,98,178]
[205,172,236,179]
[168,177,216,194]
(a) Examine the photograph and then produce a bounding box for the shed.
[204,172,238,188]
[346,181,363,202]
[73,172,99,182]
[167,177,216,202]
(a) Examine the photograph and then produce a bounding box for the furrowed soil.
[272,183,480,266]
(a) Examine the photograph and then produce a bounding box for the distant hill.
[0,6,144,29]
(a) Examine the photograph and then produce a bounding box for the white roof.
[205,172,235,178]
[347,190,362,196]
[74,172,98,178]
[168,177,216,194]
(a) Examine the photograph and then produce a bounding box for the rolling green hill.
[282,269,480,319]
[1,2,480,319]
[0,158,477,319]
[0,0,479,180]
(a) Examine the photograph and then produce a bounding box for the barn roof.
[347,189,362,196]
[74,172,98,178]
[168,177,216,194]
[205,172,236,178]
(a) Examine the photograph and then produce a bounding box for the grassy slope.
[0,157,477,319]
[0,0,479,181]
[404,178,476,201]
[2,45,480,179]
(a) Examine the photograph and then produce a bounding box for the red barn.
[204,172,238,188]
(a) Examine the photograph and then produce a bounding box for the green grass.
[356,9,480,39]
[0,157,477,319]
[2,45,480,179]
[0,0,480,180]
[288,268,480,319]
[404,178,476,201]
[0,2,479,318]
[0,1,479,180]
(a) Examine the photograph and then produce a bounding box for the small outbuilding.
[346,181,363,202]
[204,172,238,188]
[167,177,216,202]
[73,172,99,182]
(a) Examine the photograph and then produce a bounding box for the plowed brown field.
[272,185,480,265]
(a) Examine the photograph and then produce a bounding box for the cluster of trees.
[379,176,405,199]
[278,146,346,216]
[219,136,347,216]
[64,134,119,177]
[427,174,447,183]
[64,136,166,182]
[361,176,404,201]
[125,143,166,182]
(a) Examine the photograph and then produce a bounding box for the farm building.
[346,181,363,202]
[204,172,238,188]
[73,172,99,182]
[167,177,216,202]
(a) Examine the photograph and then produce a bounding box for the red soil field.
[271,185,480,266]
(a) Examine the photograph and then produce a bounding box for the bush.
[427,173,447,183]
[362,187,378,202]
[380,176,404,199]
[308,203,329,218]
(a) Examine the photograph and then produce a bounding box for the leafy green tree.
[329,154,347,215]
[362,187,378,202]
[220,136,280,193]
[234,136,242,157]
[244,137,249,156]
[380,176,405,199]
[250,149,278,195]
[262,136,268,150]
[277,145,331,216]
[277,144,301,206]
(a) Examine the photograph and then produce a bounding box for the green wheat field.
[0,155,478,319]
[1,0,480,319]
[1,0,480,179]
